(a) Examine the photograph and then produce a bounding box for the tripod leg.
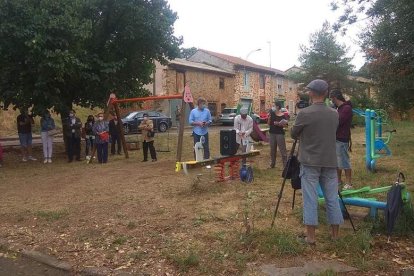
[271,139,299,228]
[271,177,288,228]
[338,191,356,232]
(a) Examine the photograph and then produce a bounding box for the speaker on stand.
[220,129,237,156]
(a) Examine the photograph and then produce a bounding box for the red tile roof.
[199,49,285,76]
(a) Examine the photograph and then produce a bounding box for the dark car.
[122,110,172,135]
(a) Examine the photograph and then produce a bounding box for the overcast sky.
[167,0,366,71]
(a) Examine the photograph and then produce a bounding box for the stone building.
[144,50,299,123]
[189,49,299,114]
[144,58,235,124]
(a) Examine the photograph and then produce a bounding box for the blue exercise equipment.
[317,183,411,219]
[353,108,396,172]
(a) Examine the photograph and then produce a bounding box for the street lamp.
[243,48,262,98]
[245,48,262,60]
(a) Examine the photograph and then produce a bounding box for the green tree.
[332,0,414,118]
[289,23,354,91]
[0,0,182,115]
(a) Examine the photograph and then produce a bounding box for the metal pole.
[114,102,129,159]
[267,41,271,68]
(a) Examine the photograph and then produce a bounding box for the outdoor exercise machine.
[317,176,411,219]
[353,108,396,171]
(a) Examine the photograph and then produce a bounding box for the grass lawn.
[0,120,413,275]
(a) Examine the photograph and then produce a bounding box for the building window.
[259,74,265,89]
[219,77,225,89]
[208,103,217,117]
[221,103,226,112]
[243,72,249,91]
[277,78,283,91]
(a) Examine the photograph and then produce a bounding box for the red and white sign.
[183,84,193,103]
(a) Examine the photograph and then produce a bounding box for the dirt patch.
[0,126,413,275]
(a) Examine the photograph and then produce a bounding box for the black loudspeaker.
[220,129,237,156]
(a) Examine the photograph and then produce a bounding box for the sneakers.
[28,156,37,161]
[44,159,48,164]
[343,184,354,190]
[22,157,28,162]
[48,158,52,163]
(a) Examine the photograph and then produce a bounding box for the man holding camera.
[291,79,343,245]
[189,97,212,160]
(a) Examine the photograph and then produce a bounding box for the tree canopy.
[289,23,354,91]
[0,0,182,115]
[332,0,414,117]
[179,47,198,59]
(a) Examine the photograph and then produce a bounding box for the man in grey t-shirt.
[291,79,343,245]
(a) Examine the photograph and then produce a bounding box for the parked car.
[219,107,265,125]
[218,108,238,125]
[122,110,172,135]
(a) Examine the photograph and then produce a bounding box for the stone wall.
[163,68,235,117]
[233,70,277,113]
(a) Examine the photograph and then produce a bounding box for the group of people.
[189,97,291,170]
[15,109,123,164]
[190,82,353,245]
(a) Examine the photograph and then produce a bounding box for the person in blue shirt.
[189,97,212,159]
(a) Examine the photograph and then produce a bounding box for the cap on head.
[240,108,248,115]
[306,79,328,95]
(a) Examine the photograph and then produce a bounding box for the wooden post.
[114,102,129,159]
[176,92,187,162]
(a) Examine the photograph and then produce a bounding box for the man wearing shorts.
[17,109,37,162]
[330,90,353,190]
[291,79,343,244]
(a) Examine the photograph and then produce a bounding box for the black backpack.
[282,141,301,190]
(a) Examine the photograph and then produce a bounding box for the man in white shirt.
[233,107,253,153]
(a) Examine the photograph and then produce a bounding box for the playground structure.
[353,108,396,171]
[175,150,260,182]
[105,86,264,180]
[318,184,411,218]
